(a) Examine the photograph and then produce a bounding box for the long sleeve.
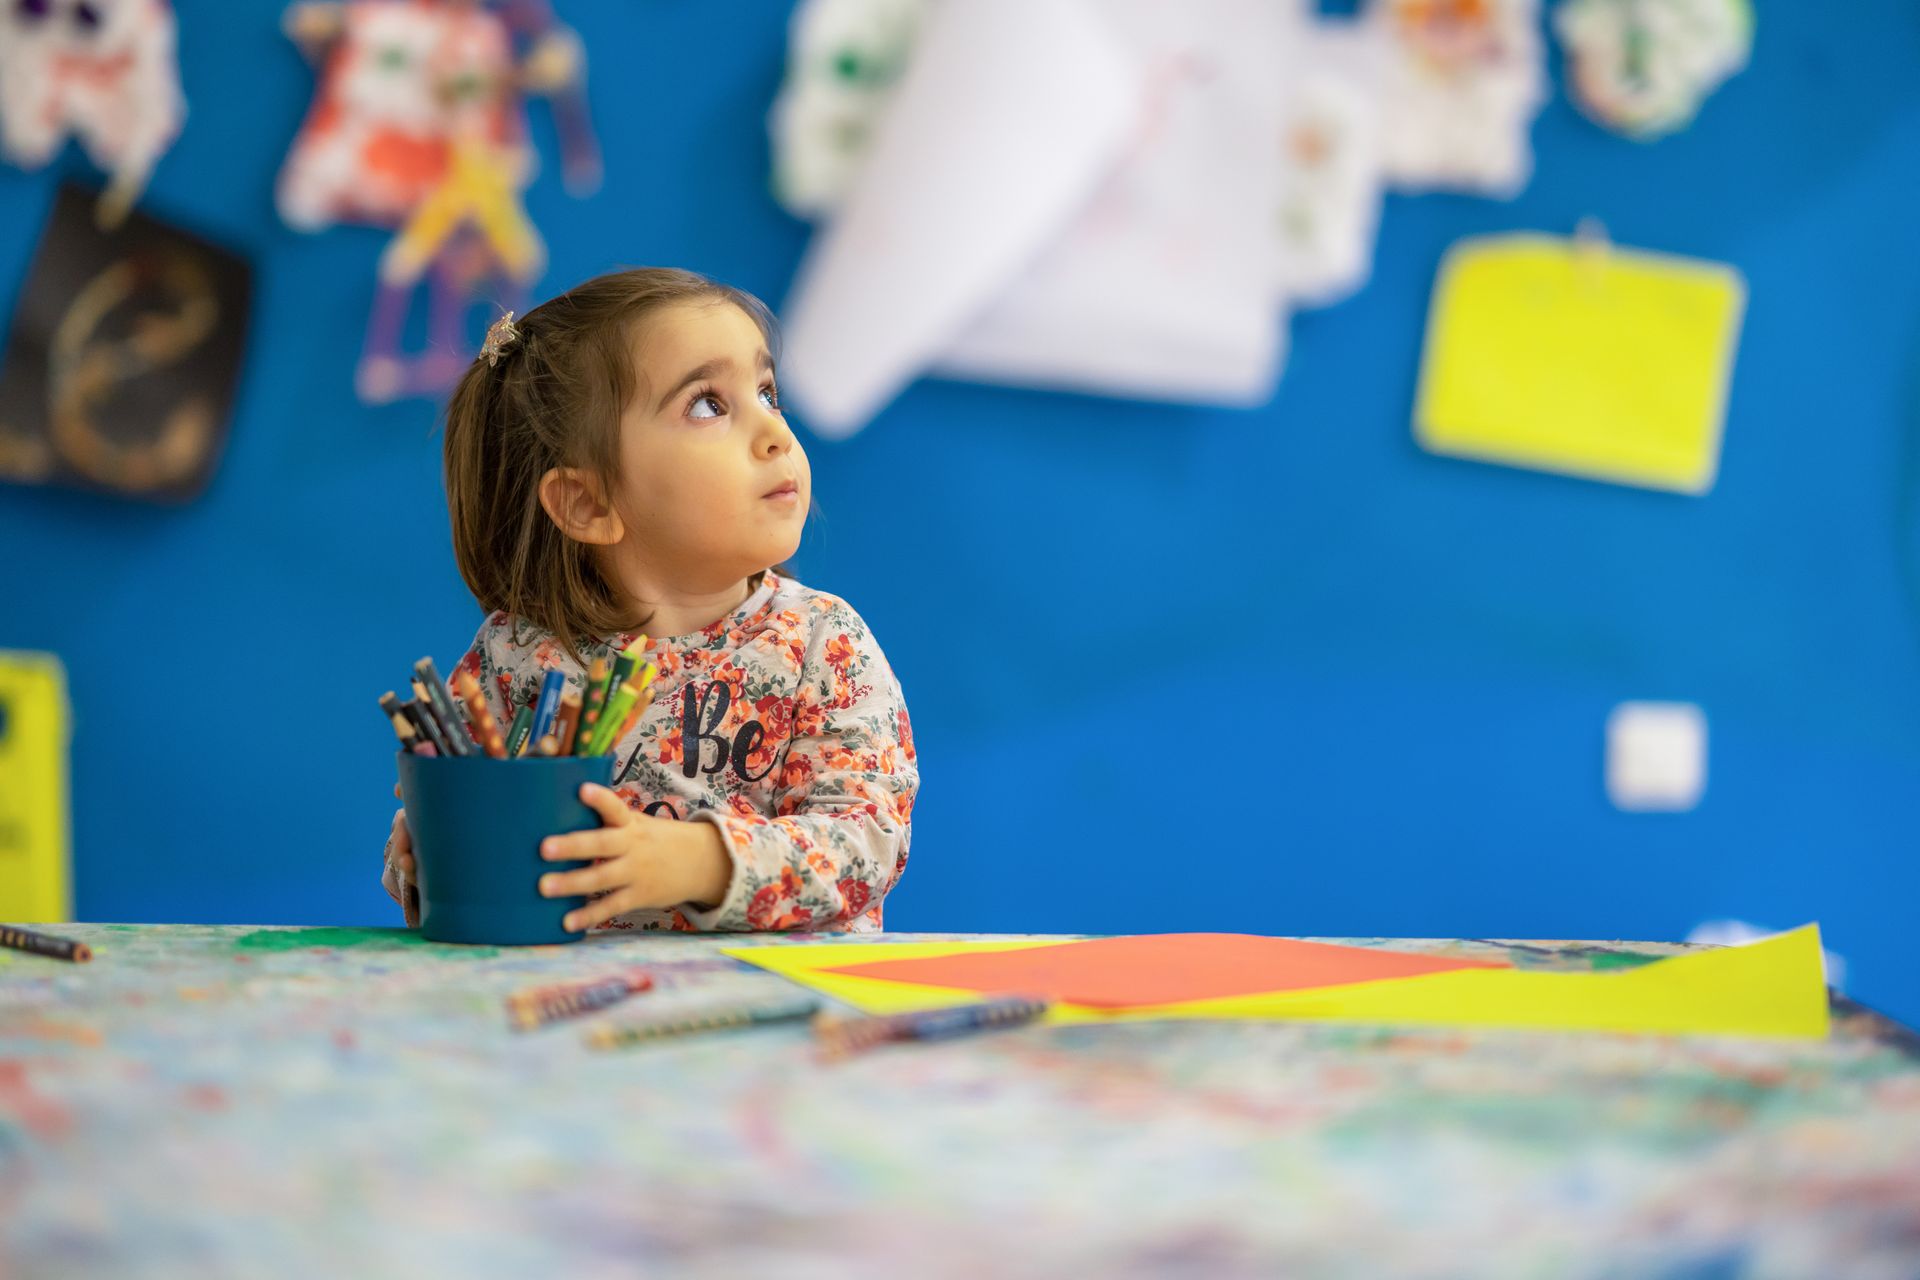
[679,602,917,932]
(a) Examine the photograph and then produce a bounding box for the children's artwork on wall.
[0,182,251,503]
[778,0,1301,437]
[768,0,926,219]
[1371,0,1547,198]
[1555,0,1752,141]
[0,0,186,228]
[276,0,597,404]
[1274,22,1388,309]
[0,650,71,924]
[1413,224,1746,494]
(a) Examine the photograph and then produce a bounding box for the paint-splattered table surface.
[4,926,1919,1279]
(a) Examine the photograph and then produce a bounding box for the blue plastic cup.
[396,751,616,945]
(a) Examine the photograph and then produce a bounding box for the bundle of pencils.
[506,970,654,1031]
[376,641,659,760]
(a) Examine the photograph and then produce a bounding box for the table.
[4,926,1918,1278]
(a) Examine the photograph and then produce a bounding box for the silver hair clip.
[479,311,520,367]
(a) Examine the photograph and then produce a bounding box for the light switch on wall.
[1606,701,1707,812]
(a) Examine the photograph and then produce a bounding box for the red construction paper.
[820,934,1511,1010]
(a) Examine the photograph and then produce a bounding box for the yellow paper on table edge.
[1414,232,1746,496]
[726,926,1830,1040]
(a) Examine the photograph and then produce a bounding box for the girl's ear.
[539,467,625,545]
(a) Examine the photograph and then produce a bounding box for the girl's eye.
[688,393,725,421]
[759,383,781,411]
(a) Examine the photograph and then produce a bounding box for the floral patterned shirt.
[450,571,916,933]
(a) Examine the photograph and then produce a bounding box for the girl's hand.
[538,784,733,932]
[381,782,421,927]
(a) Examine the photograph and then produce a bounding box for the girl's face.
[609,299,810,587]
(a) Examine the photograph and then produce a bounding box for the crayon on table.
[585,994,822,1048]
[0,924,92,963]
[814,997,1049,1059]
[452,670,508,759]
[506,970,653,1031]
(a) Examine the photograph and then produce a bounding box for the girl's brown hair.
[443,268,780,662]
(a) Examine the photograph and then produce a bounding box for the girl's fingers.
[539,858,626,899]
[563,889,635,933]
[540,828,627,862]
[579,783,633,826]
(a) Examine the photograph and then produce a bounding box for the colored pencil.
[378,691,431,756]
[608,637,648,698]
[0,924,92,963]
[507,970,653,1031]
[527,669,566,748]
[574,656,610,756]
[452,670,508,759]
[813,997,1050,1059]
[554,689,584,755]
[402,695,452,758]
[414,658,475,755]
[505,706,534,757]
[584,994,822,1048]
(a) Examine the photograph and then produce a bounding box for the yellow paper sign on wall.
[0,651,72,922]
[1414,231,1746,494]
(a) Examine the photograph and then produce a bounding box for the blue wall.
[3,3,1917,1022]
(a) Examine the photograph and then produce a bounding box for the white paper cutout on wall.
[1372,0,1547,198]
[0,0,186,227]
[769,0,927,219]
[780,0,1300,437]
[1556,0,1752,141]
[777,0,1141,435]
[1275,23,1388,309]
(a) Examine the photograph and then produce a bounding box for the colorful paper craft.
[819,932,1509,1009]
[725,926,1831,1040]
[1414,228,1746,494]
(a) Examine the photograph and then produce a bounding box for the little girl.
[381,268,917,933]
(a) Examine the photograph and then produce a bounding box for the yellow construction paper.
[727,927,1830,1040]
[0,651,72,922]
[722,939,1076,1016]
[1414,231,1746,495]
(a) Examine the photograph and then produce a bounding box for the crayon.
[583,679,643,757]
[574,656,610,755]
[409,679,464,755]
[414,658,476,756]
[377,692,431,756]
[607,682,656,750]
[608,638,648,696]
[0,924,92,963]
[452,670,508,759]
[505,705,534,757]
[813,997,1049,1059]
[585,994,821,1048]
[527,669,566,748]
[554,689,584,755]
[402,696,452,758]
[506,970,653,1031]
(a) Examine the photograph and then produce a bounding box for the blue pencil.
[527,670,566,750]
